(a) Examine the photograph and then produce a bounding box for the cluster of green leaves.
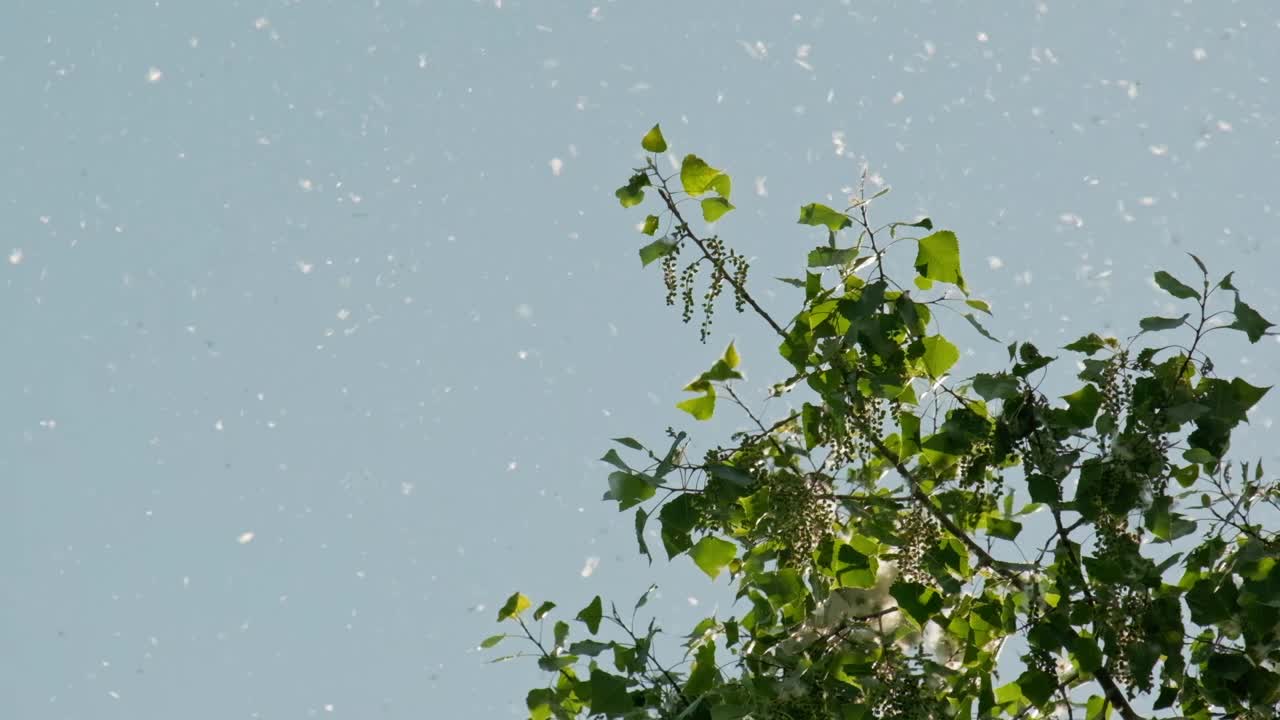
[489,126,1280,720]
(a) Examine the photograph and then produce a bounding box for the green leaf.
[707,464,753,487]
[480,634,506,648]
[606,471,656,510]
[1060,384,1102,428]
[964,312,1000,343]
[659,495,698,558]
[497,592,532,622]
[985,516,1023,541]
[1154,270,1200,300]
[973,372,1020,400]
[526,689,553,720]
[1027,474,1059,503]
[913,230,967,293]
[921,335,960,378]
[806,247,859,267]
[654,431,686,479]
[1188,252,1208,275]
[1139,314,1189,332]
[1018,669,1056,706]
[1086,695,1111,720]
[1183,448,1217,464]
[890,217,933,236]
[576,596,603,634]
[685,642,718,696]
[775,276,806,288]
[1064,333,1111,355]
[797,203,852,233]
[1013,342,1055,377]
[588,669,633,716]
[615,172,650,208]
[676,390,716,421]
[723,341,740,369]
[680,155,730,198]
[701,197,735,222]
[569,639,612,656]
[634,507,651,563]
[533,601,556,621]
[1071,636,1104,672]
[690,536,737,580]
[638,238,677,267]
[965,298,992,315]
[641,214,659,236]
[641,124,668,153]
[889,582,943,626]
[1229,294,1275,342]
[599,449,631,471]
[634,583,658,611]
[554,620,569,647]
[612,437,645,451]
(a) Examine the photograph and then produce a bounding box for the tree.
[485,125,1280,720]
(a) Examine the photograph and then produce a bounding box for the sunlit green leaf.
[965,298,992,315]
[641,124,668,153]
[1059,384,1102,428]
[701,197,735,222]
[677,390,716,421]
[680,155,730,198]
[921,335,960,378]
[690,536,737,580]
[913,230,967,293]
[638,238,677,267]
[723,341,740,369]
[480,634,505,648]
[1086,695,1111,720]
[497,592,531,622]
[641,214,660,236]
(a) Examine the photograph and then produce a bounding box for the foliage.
[488,124,1280,720]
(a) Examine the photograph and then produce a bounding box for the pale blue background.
[3,2,1278,718]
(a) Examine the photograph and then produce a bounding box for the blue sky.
[3,2,1278,717]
